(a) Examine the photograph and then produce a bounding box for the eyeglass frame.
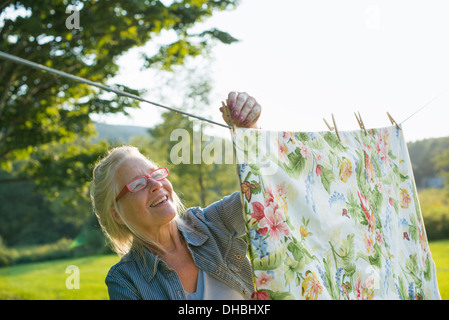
[115,167,169,202]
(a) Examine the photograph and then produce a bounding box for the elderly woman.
[90,92,262,300]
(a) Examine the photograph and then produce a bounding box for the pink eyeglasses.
[115,167,169,202]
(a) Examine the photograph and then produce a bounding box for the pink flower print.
[355,279,363,300]
[278,138,290,164]
[389,197,394,207]
[250,201,270,236]
[363,233,375,255]
[275,182,287,197]
[251,202,265,222]
[251,291,270,300]
[376,182,384,193]
[259,206,290,242]
[256,272,273,289]
[264,185,274,207]
[258,227,269,236]
[316,165,323,176]
[354,279,374,300]
[375,229,383,246]
[301,270,323,300]
[376,130,392,165]
[358,192,376,232]
[300,144,312,159]
[281,131,296,144]
[364,151,375,182]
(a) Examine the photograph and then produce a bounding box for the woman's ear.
[111,207,125,225]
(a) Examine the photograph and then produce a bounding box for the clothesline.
[0,50,445,130]
[0,51,231,129]
[400,87,449,125]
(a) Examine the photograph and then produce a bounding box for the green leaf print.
[320,165,335,194]
[282,147,306,178]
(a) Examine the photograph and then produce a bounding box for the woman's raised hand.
[220,92,261,129]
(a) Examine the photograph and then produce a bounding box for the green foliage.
[132,66,239,208]
[23,137,111,201]
[0,0,239,170]
[141,112,238,209]
[0,0,242,268]
[0,216,111,267]
[419,188,449,241]
[0,170,77,246]
[0,136,112,250]
[0,66,239,263]
[408,136,449,188]
[434,149,449,189]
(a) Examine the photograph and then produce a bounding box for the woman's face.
[114,156,178,232]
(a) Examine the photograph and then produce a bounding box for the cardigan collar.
[131,220,209,283]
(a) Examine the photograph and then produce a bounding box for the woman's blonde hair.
[90,145,184,256]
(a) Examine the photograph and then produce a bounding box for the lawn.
[0,241,448,300]
[429,239,449,300]
[0,254,119,300]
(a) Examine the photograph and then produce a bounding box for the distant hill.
[93,122,448,189]
[93,122,149,143]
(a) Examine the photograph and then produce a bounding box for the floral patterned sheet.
[234,126,440,300]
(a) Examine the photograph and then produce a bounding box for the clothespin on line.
[222,101,236,133]
[354,111,367,134]
[387,112,401,130]
[323,113,341,142]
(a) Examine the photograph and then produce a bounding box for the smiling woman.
[91,146,185,256]
[89,91,262,300]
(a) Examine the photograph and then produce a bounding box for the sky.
[93,0,449,143]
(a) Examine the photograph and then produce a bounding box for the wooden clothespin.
[354,111,367,134]
[222,101,236,133]
[323,113,341,142]
[386,112,401,130]
[323,117,333,131]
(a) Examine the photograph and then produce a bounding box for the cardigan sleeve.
[106,272,141,300]
[202,191,246,238]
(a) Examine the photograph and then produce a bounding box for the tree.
[0,1,240,250]
[141,113,238,209]
[137,66,238,208]
[434,149,449,189]
[0,0,239,176]
[408,136,449,188]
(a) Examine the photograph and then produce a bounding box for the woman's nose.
[147,178,163,192]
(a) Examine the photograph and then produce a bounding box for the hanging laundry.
[234,126,440,300]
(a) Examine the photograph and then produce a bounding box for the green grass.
[429,239,449,300]
[0,241,448,300]
[0,255,119,300]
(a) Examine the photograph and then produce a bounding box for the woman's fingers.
[225,92,261,128]
[244,103,261,126]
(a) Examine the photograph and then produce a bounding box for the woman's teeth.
[151,196,167,207]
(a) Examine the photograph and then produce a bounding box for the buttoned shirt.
[105,192,254,300]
